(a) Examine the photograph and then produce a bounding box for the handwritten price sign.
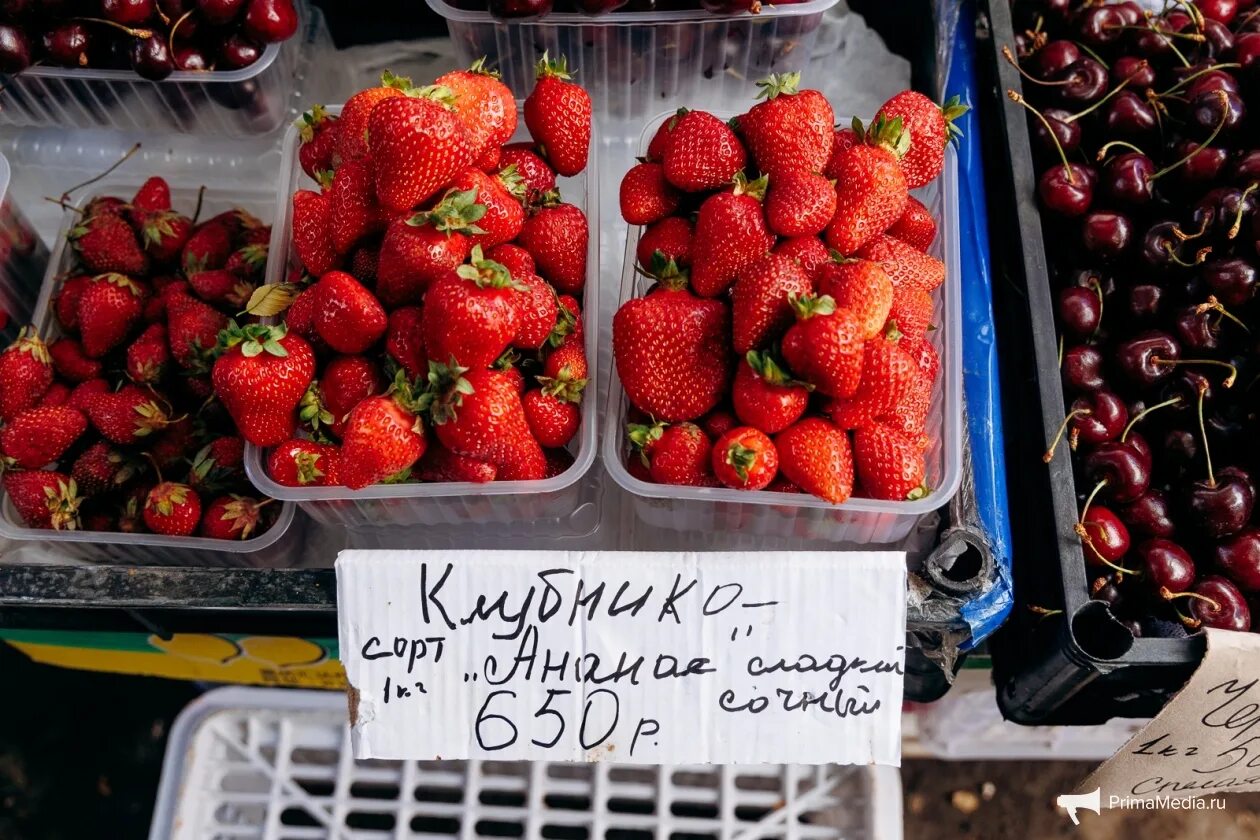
[337,550,907,765]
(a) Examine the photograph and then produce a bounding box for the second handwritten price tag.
[337,550,906,765]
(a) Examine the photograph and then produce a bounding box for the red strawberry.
[0,406,86,469]
[739,72,835,179]
[690,174,773,297]
[125,323,169,384]
[350,243,378,287]
[71,212,148,275]
[514,273,559,350]
[131,176,171,216]
[67,378,110,413]
[283,285,319,341]
[612,271,731,422]
[54,276,91,332]
[522,388,580,448]
[620,162,680,225]
[732,351,810,434]
[181,222,232,275]
[72,442,131,497]
[780,294,864,398]
[143,481,202,536]
[823,127,860,180]
[320,354,384,438]
[85,195,126,218]
[199,494,271,540]
[825,117,910,255]
[422,249,523,369]
[87,385,173,445]
[297,105,340,181]
[523,53,591,177]
[637,216,693,269]
[49,337,102,382]
[881,369,932,436]
[39,383,71,407]
[647,108,686,161]
[212,324,316,447]
[857,234,945,292]
[449,167,525,246]
[886,281,933,341]
[517,201,588,294]
[901,336,940,381]
[487,243,536,281]
[291,189,338,276]
[730,252,813,354]
[887,196,937,251]
[187,437,245,493]
[550,295,583,349]
[875,90,968,188]
[662,110,746,192]
[151,418,197,473]
[773,236,831,282]
[854,423,929,500]
[385,306,428,380]
[824,335,919,430]
[774,417,853,503]
[77,273,144,358]
[3,470,80,530]
[189,268,252,307]
[268,439,342,487]
[437,58,518,165]
[499,144,556,204]
[427,365,546,480]
[335,72,412,162]
[330,157,386,255]
[138,211,193,266]
[765,169,836,237]
[816,257,893,339]
[339,373,428,489]
[0,329,52,421]
[416,445,497,483]
[375,189,482,307]
[369,93,476,213]
[311,270,387,354]
[629,421,714,487]
[167,293,228,372]
[712,426,779,491]
[701,409,738,440]
[225,243,269,284]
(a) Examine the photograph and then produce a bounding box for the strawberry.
[87,385,173,445]
[857,234,945,292]
[3,470,80,530]
[662,110,746,192]
[54,275,91,332]
[824,335,919,430]
[320,354,384,438]
[0,406,87,469]
[189,268,252,307]
[376,188,483,307]
[369,92,476,213]
[39,383,71,407]
[887,196,937,251]
[284,285,319,341]
[612,268,730,422]
[0,329,52,421]
[730,252,813,354]
[335,71,412,163]
[138,211,193,266]
[291,189,339,276]
[637,216,693,269]
[181,222,232,275]
[212,323,316,447]
[167,293,228,372]
[416,445,497,483]
[297,105,340,181]
[825,117,910,255]
[514,273,559,350]
[117,483,151,533]
[780,294,864,398]
[901,336,940,381]
[712,426,778,490]
[690,173,773,298]
[437,58,517,165]
[72,442,131,497]
[131,176,171,217]
[339,372,429,489]
[350,243,378,287]
[886,281,933,341]
[541,341,588,387]
[523,53,591,177]
[774,417,853,504]
[330,157,386,255]
[764,169,836,237]
[550,295,583,349]
[646,108,686,162]
[875,91,968,188]
[629,421,714,487]
[268,439,342,487]
[71,212,148,275]
[67,378,110,413]
[823,127,860,180]
[517,201,588,294]
[487,243,536,280]
[200,494,270,540]
[738,73,835,179]
[522,388,580,448]
[854,423,929,500]
[881,369,932,437]
[773,236,831,283]
[498,144,556,204]
[85,195,126,218]
[385,306,427,380]
[143,481,202,536]
[125,323,169,383]
[449,167,525,247]
[619,162,680,225]
[311,271,387,354]
[225,243,269,284]
[423,249,523,369]
[732,351,810,434]
[188,437,245,493]
[426,365,546,481]
[77,273,144,358]
[701,409,738,440]
[816,257,893,339]
[49,337,102,382]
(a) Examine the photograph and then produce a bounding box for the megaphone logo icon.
[1056,788,1101,825]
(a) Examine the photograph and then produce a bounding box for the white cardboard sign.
[336,550,907,765]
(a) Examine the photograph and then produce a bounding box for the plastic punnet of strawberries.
[612,73,965,504]
[0,176,280,541]
[240,56,593,491]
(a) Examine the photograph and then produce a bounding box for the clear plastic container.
[427,0,842,124]
[243,105,601,532]
[0,152,49,345]
[0,180,301,567]
[0,2,331,138]
[604,113,964,545]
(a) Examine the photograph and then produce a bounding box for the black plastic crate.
[981,0,1205,725]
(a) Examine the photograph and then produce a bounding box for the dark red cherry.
[242,0,298,42]
[1228,150,1260,186]
[1058,285,1102,337]
[1139,221,1191,273]
[1185,68,1241,99]
[1034,39,1080,80]
[1080,506,1131,565]
[1233,31,1260,75]
[1202,258,1258,307]
[1082,210,1133,259]
[197,0,245,25]
[1120,490,1177,539]
[219,33,261,69]
[1185,576,1251,631]
[1190,89,1246,138]
[1214,529,1260,592]
[1121,430,1153,471]
[1127,284,1164,324]
[1137,539,1196,593]
[1031,107,1081,158]
[1108,0,1143,25]
[1202,19,1236,58]
[1105,91,1159,139]
[1200,0,1238,23]
[1174,139,1228,187]
[1038,163,1094,217]
[1063,344,1107,392]
[173,43,208,71]
[1071,390,1128,445]
[1084,442,1151,503]
[1115,331,1179,388]
[102,0,155,25]
[42,22,90,68]
[1103,152,1155,206]
[0,23,31,72]
[1188,473,1255,539]
[130,33,173,80]
[1092,577,1124,605]
[1111,55,1156,88]
[1077,5,1126,47]
[1056,58,1109,105]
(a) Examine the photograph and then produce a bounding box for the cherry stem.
[1074,41,1110,70]
[1197,295,1251,333]
[1089,277,1104,338]
[1228,182,1259,240]
[169,9,194,59]
[1028,605,1064,619]
[74,17,154,39]
[1121,395,1183,442]
[1151,356,1237,387]
[1044,407,1091,463]
[1197,378,1215,488]
[191,185,207,225]
[1066,68,1147,124]
[1172,215,1211,241]
[1057,333,1064,368]
[1002,46,1073,85]
[1150,91,1231,181]
[1008,90,1075,182]
[1170,0,1206,31]
[58,143,141,204]
[1161,241,1211,267]
[1075,517,1141,576]
[1103,23,1205,42]
[1161,587,1221,613]
[1096,139,1146,162]
[1079,477,1109,525]
[1156,62,1242,99]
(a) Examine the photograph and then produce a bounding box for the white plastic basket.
[243,104,602,533]
[150,686,904,840]
[0,152,49,345]
[603,113,964,545]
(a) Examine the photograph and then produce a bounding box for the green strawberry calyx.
[638,251,690,291]
[6,327,50,363]
[97,272,144,298]
[149,481,193,517]
[538,372,586,405]
[386,368,428,425]
[547,298,579,348]
[788,292,837,320]
[731,171,768,202]
[725,441,759,483]
[828,249,859,266]
[456,246,527,291]
[535,51,574,82]
[296,104,330,144]
[416,84,458,110]
[853,115,911,160]
[415,187,488,236]
[906,483,930,501]
[746,350,812,391]
[44,477,82,531]
[884,319,904,342]
[466,57,501,79]
[419,358,475,426]
[941,94,970,146]
[299,380,335,435]
[626,421,664,467]
[216,321,290,359]
[379,70,415,93]
[754,71,801,102]
[496,164,528,201]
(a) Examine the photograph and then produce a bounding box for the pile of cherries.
[0,0,298,81]
[447,0,801,20]
[1013,0,1260,636]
